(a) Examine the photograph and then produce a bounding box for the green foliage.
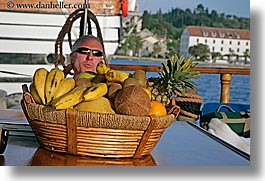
[159,54,200,95]
[142,4,250,44]
[122,4,249,58]
[189,44,210,61]
[119,35,143,56]
[152,44,162,57]
[211,52,222,63]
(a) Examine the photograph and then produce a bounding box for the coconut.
[114,85,151,116]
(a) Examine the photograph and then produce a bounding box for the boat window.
[0,53,67,64]
[46,54,55,64]
[0,53,47,64]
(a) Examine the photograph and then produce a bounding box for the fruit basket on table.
[20,8,180,159]
[21,88,176,158]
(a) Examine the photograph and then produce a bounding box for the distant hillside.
[141,4,250,41]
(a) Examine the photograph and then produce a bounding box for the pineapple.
[147,54,200,109]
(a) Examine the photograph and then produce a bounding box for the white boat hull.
[0,11,121,56]
[0,64,62,94]
[0,9,122,94]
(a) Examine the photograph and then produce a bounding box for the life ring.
[122,0,128,17]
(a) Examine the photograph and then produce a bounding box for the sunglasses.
[74,47,103,57]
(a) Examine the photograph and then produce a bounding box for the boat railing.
[109,64,250,103]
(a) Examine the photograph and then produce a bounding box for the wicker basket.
[174,89,203,123]
[21,85,178,158]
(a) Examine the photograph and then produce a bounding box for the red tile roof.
[186,26,250,40]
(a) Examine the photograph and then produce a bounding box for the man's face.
[71,37,103,79]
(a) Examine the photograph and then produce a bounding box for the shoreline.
[111,55,250,68]
[111,55,167,62]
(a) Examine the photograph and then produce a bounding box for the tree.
[134,36,143,56]
[243,49,250,64]
[224,49,238,63]
[142,11,152,30]
[196,4,205,14]
[188,44,210,61]
[152,43,162,58]
[166,41,178,57]
[211,52,221,63]
[121,35,143,56]
[119,42,129,55]
[210,10,218,22]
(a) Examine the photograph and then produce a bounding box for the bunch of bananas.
[96,62,131,83]
[30,67,75,106]
[30,63,151,116]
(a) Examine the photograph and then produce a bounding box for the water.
[110,58,250,105]
[195,74,250,104]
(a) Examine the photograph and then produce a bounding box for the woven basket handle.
[167,98,180,117]
[21,84,36,124]
[21,84,35,104]
[54,8,108,76]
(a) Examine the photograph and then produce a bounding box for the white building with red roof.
[180,26,250,62]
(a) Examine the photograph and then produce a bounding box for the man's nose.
[86,51,93,60]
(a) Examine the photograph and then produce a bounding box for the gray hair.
[71,35,102,52]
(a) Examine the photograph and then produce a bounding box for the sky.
[138,0,250,18]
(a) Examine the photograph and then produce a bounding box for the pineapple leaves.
[156,53,201,97]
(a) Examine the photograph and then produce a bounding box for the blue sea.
[110,58,250,105]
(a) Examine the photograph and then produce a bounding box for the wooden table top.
[0,109,250,166]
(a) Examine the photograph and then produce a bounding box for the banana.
[52,86,87,110]
[33,68,48,105]
[105,70,130,83]
[74,97,116,114]
[96,62,111,75]
[83,83,108,101]
[52,77,75,102]
[77,71,97,80]
[29,83,42,104]
[143,88,152,100]
[45,68,65,104]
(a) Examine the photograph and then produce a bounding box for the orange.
[148,101,167,116]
